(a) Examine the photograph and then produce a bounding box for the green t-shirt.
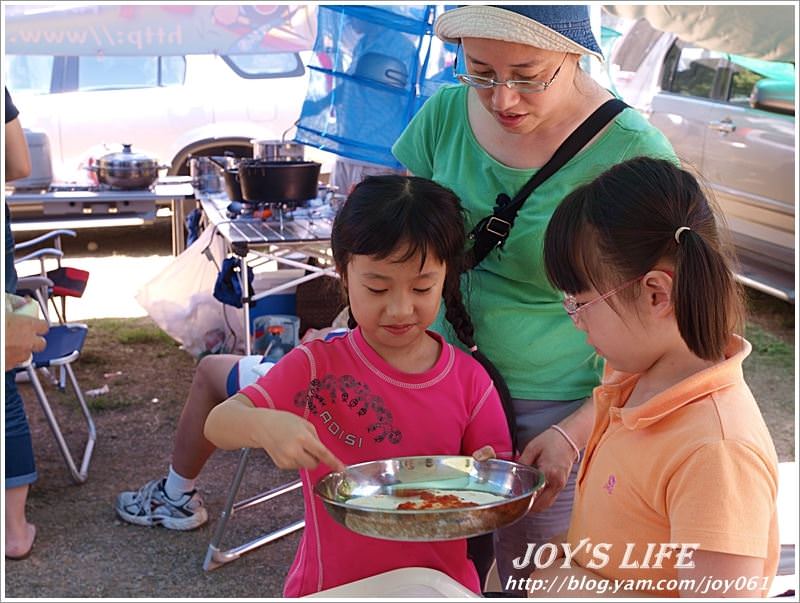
[392,85,677,400]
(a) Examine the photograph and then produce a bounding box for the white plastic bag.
[136,225,244,357]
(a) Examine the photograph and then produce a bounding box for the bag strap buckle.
[485,215,511,239]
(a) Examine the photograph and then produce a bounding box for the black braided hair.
[443,269,518,452]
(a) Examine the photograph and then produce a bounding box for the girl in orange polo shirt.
[532,157,779,598]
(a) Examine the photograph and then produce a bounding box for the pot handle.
[281,119,299,143]
[207,156,230,171]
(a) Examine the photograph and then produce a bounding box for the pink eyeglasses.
[562,276,642,323]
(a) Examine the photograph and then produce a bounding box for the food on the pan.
[396,491,479,510]
[346,489,505,511]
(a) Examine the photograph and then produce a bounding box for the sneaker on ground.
[115,478,208,530]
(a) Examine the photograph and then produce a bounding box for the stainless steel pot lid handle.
[281,119,299,143]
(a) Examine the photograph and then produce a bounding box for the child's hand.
[259,411,346,472]
[205,395,347,472]
[472,445,496,461]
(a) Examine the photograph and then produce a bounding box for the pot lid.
[98,143,158,167]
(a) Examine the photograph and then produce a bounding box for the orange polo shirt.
[567,336,779,596]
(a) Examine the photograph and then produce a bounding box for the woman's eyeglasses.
[453,52,567,94]
[562,276,642,323]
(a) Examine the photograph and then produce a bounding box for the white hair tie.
[674,226,691,244]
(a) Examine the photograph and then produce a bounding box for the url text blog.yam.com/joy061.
[515,574,771,597]
[505,540,770,596]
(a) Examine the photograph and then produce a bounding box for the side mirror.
[750,79,795,116]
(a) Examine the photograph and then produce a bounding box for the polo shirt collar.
[599,335,751,430]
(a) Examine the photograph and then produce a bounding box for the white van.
[5,52,330,182]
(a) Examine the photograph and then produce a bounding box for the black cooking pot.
[222,167,244,201]
[207,156,244,201]
[238,159,321,205]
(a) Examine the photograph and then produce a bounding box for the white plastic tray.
[306,567,480,598]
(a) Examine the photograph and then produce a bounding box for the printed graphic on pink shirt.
[603,474,616,494]
[294,373,403,447]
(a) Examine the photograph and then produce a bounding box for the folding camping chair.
[17,282,97,484]
[14,229,90,324]
[15,229,90,393]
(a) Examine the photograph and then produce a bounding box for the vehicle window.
[76,56,186,90]
[222,53,304,79]
[726,56,794,108]
[78,56,159,91]
[662,42,726,99]
[728,65,763,106]
[160,56,186,86]
[6,55,54,94]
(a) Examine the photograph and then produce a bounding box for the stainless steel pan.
[88,144,166,189]
[315,455,545,541]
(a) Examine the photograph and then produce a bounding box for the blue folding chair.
[19,287,96,484]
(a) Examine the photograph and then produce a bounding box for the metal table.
[6,179,195,255]
[199,193,338,355]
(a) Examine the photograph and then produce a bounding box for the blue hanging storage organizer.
[294,5,456,169]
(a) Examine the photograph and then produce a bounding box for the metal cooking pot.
[89,144,165,189]
[238,159,321,205]
[251,139,305,162]
[189,156,223,193]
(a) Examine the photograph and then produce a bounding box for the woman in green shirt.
[393,5,677,589]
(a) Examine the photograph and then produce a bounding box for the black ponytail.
[544,157,744,361]
[672,214,743,360]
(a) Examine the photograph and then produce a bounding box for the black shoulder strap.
[465,98,629,270]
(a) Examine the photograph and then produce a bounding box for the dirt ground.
[3,221,796,598]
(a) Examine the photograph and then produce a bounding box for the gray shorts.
[493,397,585,591]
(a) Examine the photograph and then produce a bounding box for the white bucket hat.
[435,5,604,62]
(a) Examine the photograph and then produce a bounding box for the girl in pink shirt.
[205,175,514,596]
[536,157,778,597]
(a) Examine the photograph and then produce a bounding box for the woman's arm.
[204,393,345,471]
[519,398,594,512]
[5,115,32,182]
[5,312,48,366]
